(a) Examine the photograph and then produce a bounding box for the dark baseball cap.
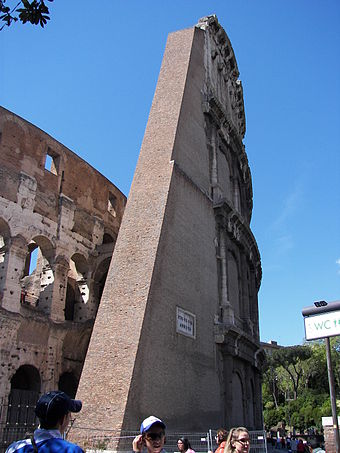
[35,391,82,421]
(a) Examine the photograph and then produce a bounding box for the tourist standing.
[132,416,166,453]
[225,427,250,453]
[291,437,298,453]
[6,391,84,452]
[214,429,228,453]
[177,437,195,453]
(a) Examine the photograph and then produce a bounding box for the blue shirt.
[6,428,84,453]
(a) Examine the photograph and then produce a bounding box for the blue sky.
[1,0,339,346]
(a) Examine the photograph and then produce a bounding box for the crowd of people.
[132,418,251,453]
[4,390,325,453]
[269,434,325,453]
[4,390,252,453]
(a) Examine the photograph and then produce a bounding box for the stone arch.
[65,253,89,321]
[102,232,114,244]
[58,371,78,398]
[92,256,111,316]
[21,235,55,312]
[62,330,91,365]
[228,251,240,318]
[249,378,256,429]
[0,218,11,299]
[231,370,244,426]
[217,145,232,200]
[6,365,41,429]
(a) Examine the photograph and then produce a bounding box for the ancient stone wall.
[0,106,126,441]
[73,15,263,445]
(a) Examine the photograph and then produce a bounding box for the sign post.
[302,300,340,453]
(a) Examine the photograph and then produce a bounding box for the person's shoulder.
[6,438,32,452]
[57,438,84,452]
[40,438,84,452]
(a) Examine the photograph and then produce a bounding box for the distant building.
[261,340,283,355]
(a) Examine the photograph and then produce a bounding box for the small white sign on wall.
[176,307,196,339]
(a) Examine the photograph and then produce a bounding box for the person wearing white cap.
[132,416,166,453]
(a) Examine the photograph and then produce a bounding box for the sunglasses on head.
[145,432,165,441]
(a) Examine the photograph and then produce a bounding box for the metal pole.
[325,337,340,453]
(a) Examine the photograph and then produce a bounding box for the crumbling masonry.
[0,105,126,445]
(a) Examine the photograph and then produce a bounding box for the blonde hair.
[225,427,250,453]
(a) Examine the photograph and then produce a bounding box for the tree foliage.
[0,0,53,31]
[262,340,340,432]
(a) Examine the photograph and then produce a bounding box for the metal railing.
[0,399,267,453]
[69,428,267,452]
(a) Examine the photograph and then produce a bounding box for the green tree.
[262,340,340,432]
[271,345,312,399]
[0,0,53,31]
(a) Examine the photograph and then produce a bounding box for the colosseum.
[1,15,264,450]
[0,105,126,447]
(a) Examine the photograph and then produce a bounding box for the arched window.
[102,233,114,244]
[228,252,240,318]
[6,365,41,443]
[65,254,89,322]
[249,379,256,429]
[21,236,54,312]
[232,372,244,426]
[58,372,78,398]
[0,218,11,299]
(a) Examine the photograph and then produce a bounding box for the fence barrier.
[0,400,267,452]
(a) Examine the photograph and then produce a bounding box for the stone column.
[1,235,27,313]
[50,258,69,322]
[220,226,234,324]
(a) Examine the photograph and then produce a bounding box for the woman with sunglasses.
[225,427,250,453]
[177,437,195,453]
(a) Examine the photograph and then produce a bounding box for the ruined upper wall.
[0,106,125,240]
[197,15,246,138]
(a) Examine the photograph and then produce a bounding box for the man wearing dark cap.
[6,391,84,452]
[132,416,166,453]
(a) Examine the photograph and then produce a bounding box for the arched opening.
[249,379,256,429]
[232,371,244,426]
[64,283,77,321]
[5,365,41,445]
[102,233,114,244]
[65,254,89,322]
[0,218,11,299]
[20,236,54,312]
[228,252,240,318]
[92,257,111,317]
[58,372,78,398]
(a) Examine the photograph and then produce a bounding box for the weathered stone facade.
[73,15,263,444]
[0,106,126,439]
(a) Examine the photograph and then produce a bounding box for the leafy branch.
[0,0,53,31]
